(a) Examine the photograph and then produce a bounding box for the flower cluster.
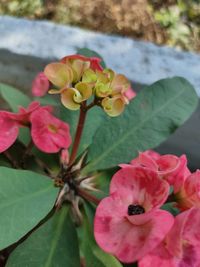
[42,54,135,117]
[94,150,200,265]
[0,101,71,153]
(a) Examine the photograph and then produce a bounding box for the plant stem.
[68,104,87,166]
[3,151,19,168]
[77,187,100,205]
[21,140,34,166]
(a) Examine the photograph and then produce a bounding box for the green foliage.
[0,167,58,250]
[83,77,198,173]
[0,83,31,112]
[153,0,200,51]
[161,202,180,216]
[6,206,80,267]
[0,0,43,17]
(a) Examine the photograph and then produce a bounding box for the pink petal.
[138,152,158,171]
[30,109,71,153]
[17,101,41,124]
[0,112,19,152]
[183,171,200,208]
[130,150,160,166]
[61,54,103,71]
[166,155,190,193]
[138,243,176,267]
[157,154,180,176]
[167,208,200,257]
[110,167,169,210]
[123,86,136,101]
[94,195,174,263]
[31,72,49,97]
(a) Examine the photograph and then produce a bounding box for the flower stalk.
[68,102,87,166]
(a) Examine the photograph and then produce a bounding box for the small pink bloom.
[31,72,49,97]
[30,108,71,153]
[60,148,69,167]
[61,54,103,71]
[139,208,200,267]
[94,167,174,263]
[175,170,200,210]
[0,112,19,152]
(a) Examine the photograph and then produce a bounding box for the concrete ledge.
[0,15,200,95]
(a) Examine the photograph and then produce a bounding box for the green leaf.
[84,77,198,172]
[34,95,59,106]
[0,167,58,249]
[6,206,81,267]
[83,202,122,267]
[161,202,180,216]
[60,105,105,156]
[77,48,106,68]
[0,83,31,112]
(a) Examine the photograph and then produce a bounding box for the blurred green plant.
[153,0,200,51]
[0,0,44,18]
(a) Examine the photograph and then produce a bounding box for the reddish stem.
[68,104,87,166]
[77,187,100,205]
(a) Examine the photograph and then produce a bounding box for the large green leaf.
[6,206,80,267]
[0,167,58,249]
[83,202,122,267]
[0,83,31,112]
[60,105,105,156]
[84,77,199,172]
[77,48,106,68]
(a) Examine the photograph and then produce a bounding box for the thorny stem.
[77,187,100,205]
[68,103,87,166]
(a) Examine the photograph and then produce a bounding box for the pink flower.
[0,111,19,153]
[61,54,103,71]
[138,208,200,267]
[0,102,71,154]
[30,108,71,153]
[31,72,49,97]
[120,151,190,193]
[94,167,174,263]
[175,170,200,210]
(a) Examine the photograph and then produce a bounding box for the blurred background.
[0,0,200,52]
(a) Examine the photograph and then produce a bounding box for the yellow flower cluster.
[44,56,131,117]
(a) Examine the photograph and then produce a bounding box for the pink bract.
[175,170,200,210]
[123,86,136,101]
[61,54,103,71]
[31,72,50,97]
[0,101,66,154]
[94,167,174,263]
[30,108,72,153]
[0,112,19,153]
[139,208,200,267]
[121,151,189,193]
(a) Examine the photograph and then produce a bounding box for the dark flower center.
[127,204,145,216]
